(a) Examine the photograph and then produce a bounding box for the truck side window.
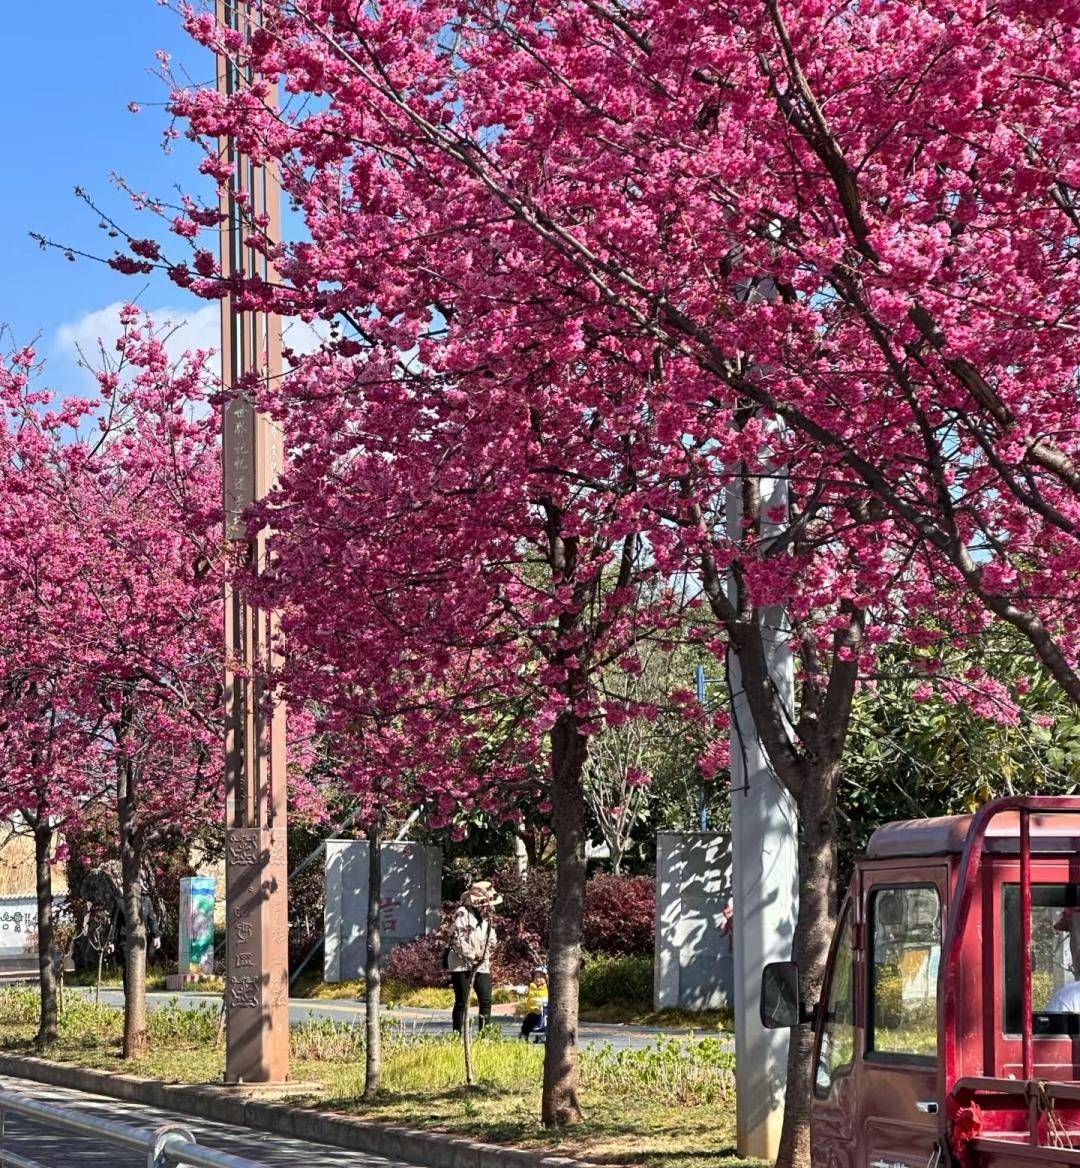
[815,904,855,1096]
[869,885,941,1060]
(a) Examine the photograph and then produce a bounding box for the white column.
[727,469,799,1161]
[323,840,344,984]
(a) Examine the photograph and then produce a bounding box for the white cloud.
[53,301,220,391]
[52,302,330,392]
[282,317,331,362]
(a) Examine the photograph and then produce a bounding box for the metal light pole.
[217,0,290,1085]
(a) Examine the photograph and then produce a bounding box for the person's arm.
[104,909,117,953]
[110,902,125,951]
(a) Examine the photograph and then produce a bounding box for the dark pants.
[520,1012,543,1038]
[451,971,492,1032]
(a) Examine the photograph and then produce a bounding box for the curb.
[0,1053,599,1168]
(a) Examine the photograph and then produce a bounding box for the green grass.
[0,988,754,1168]
[579,1003,733,1028]
[62,968,225,994]
[64,966,168,991]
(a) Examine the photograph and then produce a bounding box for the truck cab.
[762,797,1080,1168]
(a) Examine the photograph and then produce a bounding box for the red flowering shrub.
[383,871,655,989]
[583,875,655,957]
[491,929,546,986]
[492,868,654,957]
[383,917,543,987]
[384,932,448,988]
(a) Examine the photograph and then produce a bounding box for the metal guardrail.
[0,1089,269,1168]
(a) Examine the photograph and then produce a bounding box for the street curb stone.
[0,1053,601,1168]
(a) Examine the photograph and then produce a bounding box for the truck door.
[859,869,947,1168]
[811,895,857,1168]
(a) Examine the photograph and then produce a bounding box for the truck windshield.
[1003,884,1080,1035]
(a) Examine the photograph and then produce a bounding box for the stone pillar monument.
[217,0,290,1085]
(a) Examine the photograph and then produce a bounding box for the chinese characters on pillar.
[225,828,288,1018]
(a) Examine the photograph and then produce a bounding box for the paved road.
[77,990,727,1051]
[0,1074,408,1167]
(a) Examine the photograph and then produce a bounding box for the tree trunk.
[364,820,382,1100]
[33,819,58,1047]
[541,712,589,1128]
[776,765,839,1168]
[118,760,148,1059]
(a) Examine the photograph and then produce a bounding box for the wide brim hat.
[464,880,503,908]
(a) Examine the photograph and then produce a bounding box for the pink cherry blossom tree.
[44,0,1080,1151]
[158,0,1080,701]
[74,313,223,1058]
[240,335,686,1122]
[0,314,224,1059]
[0,342,119,1046]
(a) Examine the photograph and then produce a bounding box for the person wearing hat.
[448,881,501,1033]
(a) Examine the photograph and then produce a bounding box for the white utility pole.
[726,466,799,1160]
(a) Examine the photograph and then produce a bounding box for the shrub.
[490,868,654,958]
[384,920,543,988]
[583,875,655,956]
[580,955,653,1008]
[385,870,655,990]
[491,929,545,986]
[384,932,449,988]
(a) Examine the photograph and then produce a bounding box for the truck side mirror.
[761,960,801,1029]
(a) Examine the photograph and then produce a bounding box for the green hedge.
[580,955,653,1008]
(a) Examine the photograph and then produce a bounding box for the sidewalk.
[0,1066,596,1168]
[0,1073,388,1168]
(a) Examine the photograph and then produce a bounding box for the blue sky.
[0,2,218,387]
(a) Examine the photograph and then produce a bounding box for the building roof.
[866,811,1080,860]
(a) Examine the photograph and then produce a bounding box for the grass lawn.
[0,990,757,1168]
[578,1004,733,1029]
[68,968,710,1027]
[63,967,226,994]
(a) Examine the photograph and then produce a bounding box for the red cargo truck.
[761,796,1080,1167]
